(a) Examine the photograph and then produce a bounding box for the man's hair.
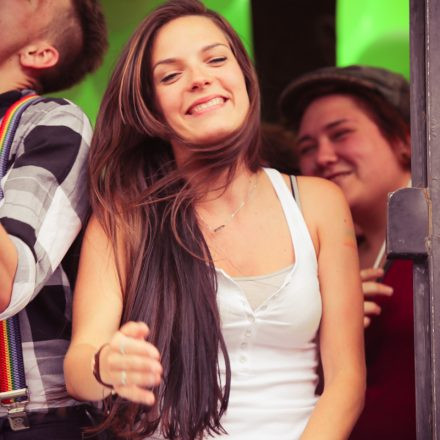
[38,0,108,93]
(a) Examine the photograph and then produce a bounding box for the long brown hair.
[89,1,261,438]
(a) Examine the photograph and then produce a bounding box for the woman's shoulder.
[281,173,347,205]
[282,173,352,234]
[297,175,343,194]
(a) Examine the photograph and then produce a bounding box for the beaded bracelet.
[92,343,114,389]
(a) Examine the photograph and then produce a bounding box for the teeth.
[191,97,224,114]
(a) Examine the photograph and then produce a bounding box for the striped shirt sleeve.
[0,98,91,320]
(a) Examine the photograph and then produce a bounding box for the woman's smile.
[186,95,227,116]
[152,15,249,148]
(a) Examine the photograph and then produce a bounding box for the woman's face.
[297,94,409,214]
[151,15,250,153]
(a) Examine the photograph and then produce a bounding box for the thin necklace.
[198,176,258,233]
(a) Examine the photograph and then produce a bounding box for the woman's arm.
[64,215,162,404]
[298,177,366,440]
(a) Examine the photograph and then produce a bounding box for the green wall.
[336,0,410,79]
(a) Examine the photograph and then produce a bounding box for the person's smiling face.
[297,94,408,214]
[151,15,249,156]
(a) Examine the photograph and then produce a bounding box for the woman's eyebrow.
[325,119,350,130]
[296,119,350,145]
[152,43,229,72]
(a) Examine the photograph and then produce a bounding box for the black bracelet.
[92,343,114,389]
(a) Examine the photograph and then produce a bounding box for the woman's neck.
[194,165,258,231]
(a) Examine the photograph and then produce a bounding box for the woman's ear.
[19,42,59,70]
[394,134,411,168]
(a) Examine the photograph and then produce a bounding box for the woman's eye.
[332,129,351,141]
[208,56,227,65]
[160,72,180,84]
[298,143,316,156]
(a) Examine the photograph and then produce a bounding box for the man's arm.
[0,98,92,319]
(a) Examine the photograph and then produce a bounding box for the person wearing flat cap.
[279,65,415,439]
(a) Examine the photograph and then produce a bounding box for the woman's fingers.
[359,267,394,327]
[107,352,162,376]
[110,332,161,360]
[99,321,163,393]
[110,367,161,389]
[109,352,160,371]
[119,320,150,340]
[364,300,381,317]
[360,267,384,281]
[113,384,156,406]
[361,266,393,328]
[362,281,393,298]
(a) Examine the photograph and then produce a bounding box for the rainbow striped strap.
[0,317,26,403]
[0,94,43,429]
[0,94,44,197]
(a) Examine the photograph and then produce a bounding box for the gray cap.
[279,65,410,129]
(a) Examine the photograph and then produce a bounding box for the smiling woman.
[280,65,414,439]
[151,15,249,153]
[296,94,409,221]
[63,1,366,439]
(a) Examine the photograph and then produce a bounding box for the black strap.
[289,175,302,213]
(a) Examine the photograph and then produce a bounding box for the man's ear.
[19,42,59,70]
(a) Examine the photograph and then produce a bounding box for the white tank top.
[233,264,295,311]
[215,167,322,439]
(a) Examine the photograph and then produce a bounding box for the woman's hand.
[99,321,163,405]
[360,267,393,327]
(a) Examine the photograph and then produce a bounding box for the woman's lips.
[324,171,352,182]
[187,96,226,115]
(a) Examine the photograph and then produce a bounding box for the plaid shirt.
[0,90,91,414]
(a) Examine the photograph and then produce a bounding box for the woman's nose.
[316,140,338,167]
[189,67,212,91]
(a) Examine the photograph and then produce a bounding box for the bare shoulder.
[296,176,346,203]
[298,176,349,217]
[281,174,352,253]
[281,174,348,212]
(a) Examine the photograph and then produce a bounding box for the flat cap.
[279,65,410,128]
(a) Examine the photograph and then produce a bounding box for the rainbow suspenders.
[0,94,44,431]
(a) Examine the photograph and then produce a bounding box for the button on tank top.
[215,168,322,439]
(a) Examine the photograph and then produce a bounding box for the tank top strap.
[263,168,317,264]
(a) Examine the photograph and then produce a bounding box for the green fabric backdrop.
[336,0,409,79]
